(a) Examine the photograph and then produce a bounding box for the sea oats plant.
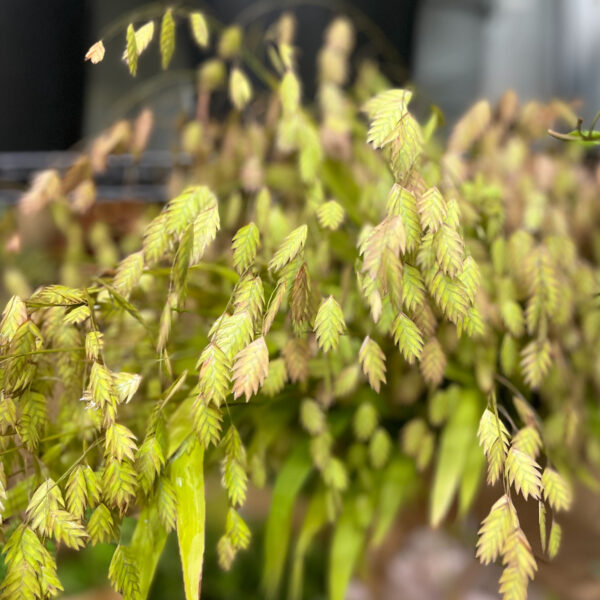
[0,8,598,600]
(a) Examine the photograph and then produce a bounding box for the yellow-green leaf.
[392,312,423,364]
[418,187,446,233]
[232,222,260,274]
[189,12,209,47]
[548,518,562,559]
[129,503,168,599]
[123,21,155,64]
[364,88,412,149]
[268,225,307,272]
[314,296,346,352]
[505,447,542,500]
[280,71,301,116]
[512,426,542,459]
[358,336,386,392]
[317,200,344,230]
[541,468,572,512]
[430,389,481,527]
[232,337,269,401]
[476,494,516,564]
[160,8,175,70]
[172,439,205,600]
[229,67,253,110]
[126,24,138,76]
[328,502,366,600]
[262,444,312,599]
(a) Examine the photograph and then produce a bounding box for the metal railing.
[0,150,193,207]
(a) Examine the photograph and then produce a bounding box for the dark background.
[0,0,419,151]
[0,0,598,151]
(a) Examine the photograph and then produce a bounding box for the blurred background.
[2,0,600,203]
[2,0,600,153]
[1,1,600,599]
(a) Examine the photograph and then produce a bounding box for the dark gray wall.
[0,1,89,150]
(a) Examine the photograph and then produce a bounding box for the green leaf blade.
[173,439,206,600]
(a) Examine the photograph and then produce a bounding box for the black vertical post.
[0,0,90,151]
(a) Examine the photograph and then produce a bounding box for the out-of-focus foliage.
[548,110,600,145]
[0,7,598,600]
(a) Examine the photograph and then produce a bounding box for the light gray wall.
[413,0,600,122]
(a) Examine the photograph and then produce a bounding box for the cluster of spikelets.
[477,402,572,598]
[1,7,599,600]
